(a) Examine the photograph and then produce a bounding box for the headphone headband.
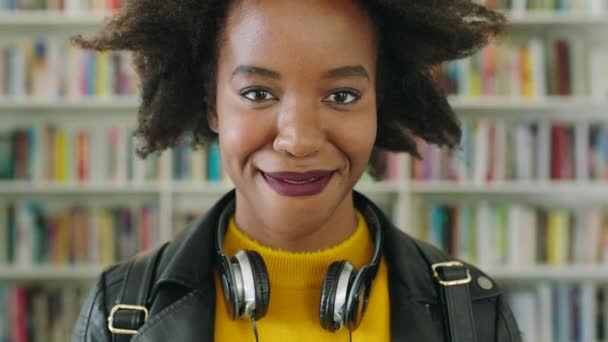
[358,203,384,280]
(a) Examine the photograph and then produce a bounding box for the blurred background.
[1,1,608,341]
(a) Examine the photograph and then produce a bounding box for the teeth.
[281,177,319,184]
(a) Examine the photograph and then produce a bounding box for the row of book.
[0,39,137,99]
[0,201,161,267]
[436,38,577,98]
[480,0,607,12]
[1,0,605,13]
[0,125,166,183]
[172,140,225,182]
[0,286,85,342]
[508,283,608,342]
[412,119,608,182]
[1,0,122,11]
[7,118,608,185]
[420,201,608,267]
[0,37,599,101]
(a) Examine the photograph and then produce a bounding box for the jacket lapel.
[133,191,237,341]
[353,192,440,341]
[132,289,215,342]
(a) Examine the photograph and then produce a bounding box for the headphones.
[215,199,384,332]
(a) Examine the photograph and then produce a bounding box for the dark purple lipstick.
[261,170,334,197]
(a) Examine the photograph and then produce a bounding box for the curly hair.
[72,0,505,160]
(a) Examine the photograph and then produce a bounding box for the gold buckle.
[107,304,149,335]
[431,261,472,286]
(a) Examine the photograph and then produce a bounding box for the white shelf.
[3,96,606,115]
[0,181,163,194]
[506,11,608,25]
[0,96,139,112]
[449,96,608,113]
[3,180,608,196]
[0,11,113,26]
[171,181,235,195]
[354,181,405,193]
[0,180,406,195]
[488,265,608,282]
[410,180,608,195]
[2,11,608,27]
[0,265,101,281]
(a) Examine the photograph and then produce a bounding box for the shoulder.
[71,243,171,341]
[71,262,127,341]
[385,228,521,341]
[383,225,502,299]
[411,237,502,300]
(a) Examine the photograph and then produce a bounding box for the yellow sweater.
[214,211,390,341]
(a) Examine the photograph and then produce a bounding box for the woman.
[72,0,521,341]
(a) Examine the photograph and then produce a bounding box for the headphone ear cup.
[319,261,353,331]
[219,256,240,320]
[242,250,270,320]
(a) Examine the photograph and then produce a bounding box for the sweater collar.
[222,210,371,288]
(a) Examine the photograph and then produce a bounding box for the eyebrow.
[230,64,370,81]
[232,65,281,80]
[322,65,370,80]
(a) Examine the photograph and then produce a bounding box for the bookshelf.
[3,3,608,341]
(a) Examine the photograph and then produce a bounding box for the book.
[0,39,136,99]
[420,200,608,266]
[437,38,580,98]
[0,124,167,184]
[0,201,161,267]
[0,286,88,342]
[411,119,603,182]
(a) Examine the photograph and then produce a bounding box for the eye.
[323,89,360,105]
[241,88,277,102]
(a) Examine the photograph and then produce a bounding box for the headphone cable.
[251,315,260,342]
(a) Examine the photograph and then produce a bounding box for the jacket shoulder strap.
[108,242,169,342]
[413,239,478,342]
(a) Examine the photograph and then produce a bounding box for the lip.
[260,170,334,197]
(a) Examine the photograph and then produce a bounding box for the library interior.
[2,0,608,341]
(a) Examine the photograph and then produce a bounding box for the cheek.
[332,110,377,169]
[215,92,272,169]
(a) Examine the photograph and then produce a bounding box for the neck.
[233,191,358,252]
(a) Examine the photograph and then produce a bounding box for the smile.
[260,170,334,197]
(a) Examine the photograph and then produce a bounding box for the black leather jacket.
[72,191,522,341]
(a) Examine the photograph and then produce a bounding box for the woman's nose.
[273,101,324,158]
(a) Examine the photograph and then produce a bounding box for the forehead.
[220,0,376,74]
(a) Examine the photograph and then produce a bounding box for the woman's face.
[210,0,377,237]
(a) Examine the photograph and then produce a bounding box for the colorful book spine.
[411,119,602,182]
[0,201,160,267]
[478,0,600,12]
[1,0,125,11]
[420,201,608,266]
[0,286,87,342]
[207,140,222,182]
[437,37,580,98]
[0,39,137,99]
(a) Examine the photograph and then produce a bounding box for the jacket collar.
[151,189,439,340]
[152,191,235,294]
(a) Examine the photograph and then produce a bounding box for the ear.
[207,109,219,134]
